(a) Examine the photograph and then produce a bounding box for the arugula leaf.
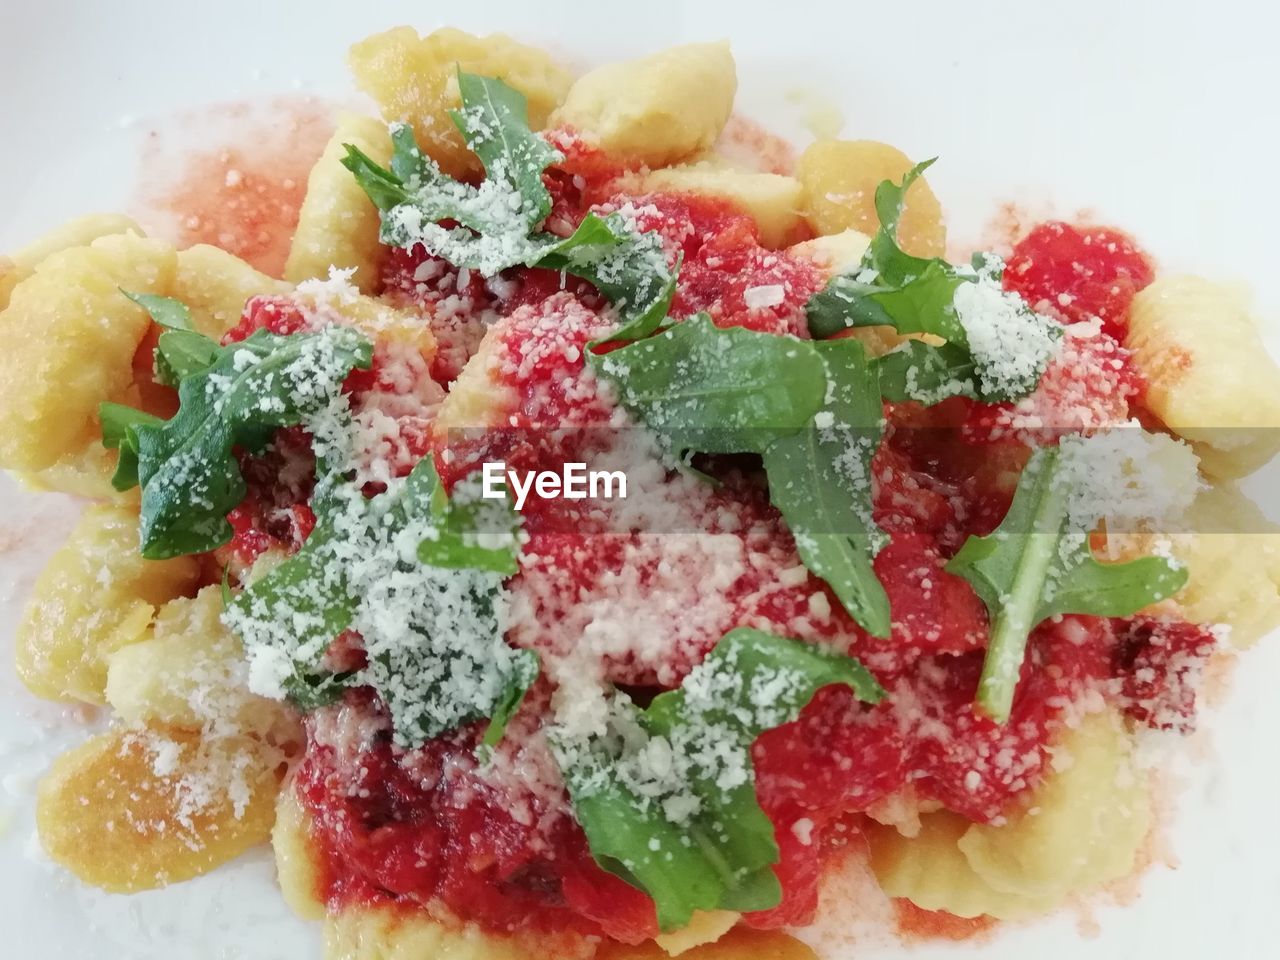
[119,288,223,388]
[874,340,979,405]
[225,443,535,750]
[343,75,560,272]
[418,457,522,575]
[343,74,678,341]
[121,290,196,331]
[762,339,891,638]
[153,330,221,386]
[450,71,560,226]
[104,326,372,559]
[593,314,829,455]
[593,315,894,636]
[341,137,415,211]
[537,212,680,344]
[555,628,884,932]
[99,402,164,490]
[481,651,541,750]
[946,446,1189,722]
[805,162,1059,403]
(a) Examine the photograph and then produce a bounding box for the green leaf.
[762,339,891,637]
[109,326,372,559]
[99,401,164,491]
[120,289,196,331]
[340,141,415,211]
[537,212,680,344]
[418,457,522,575]
[225,448,533,750]
[450,71,560,226]
[874,340,979,404]
[555,628,884,931]
[347,78,562,271]
[343,74,679,342]
[481,649,540,749]
[153,329,221,386]
[592,314,829,455]
[805,161,1059,404]
[593,315,893,636]
[119,288,223,387]
[865,158,940,286]
[946,446,1189,722]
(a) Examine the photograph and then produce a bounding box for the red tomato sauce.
[213,147,1212,942]
[136,98,332,277]
[1002,221,1155,341]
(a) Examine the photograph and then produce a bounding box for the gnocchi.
[16,504,200,703]
[174,244,291,339]
[869,711,1149,919]
[797,139,946,258]
[0,232,175,474]
[273,786,327,921]
[286,113,393,293]
[106,586,299,740]
[551,42,737,168]
[638,163,804,248]
[349,26,572,180]
[1127,274,1280,479]
[36,724,282,892]
[0,212,142,311]
[1166,482,1280,648]
[957,711,1150,901]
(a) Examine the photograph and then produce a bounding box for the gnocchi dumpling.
[106,586,299,740]
[323,904,530,960]
[348,26,572,180]
[433,325,515,432]
[866,813,1057,921]
[1165,482,1280,648]
[273,787,326,922]
[551,43,737,169]
[957,710,1150,901]
[788,228,871,276]
[13,442,135,501]
[797,139,946,258]
[638,162,804,248]
[286,113,393,293]
[1127,275,1280,479]
[601,929,819,960]
[173,244,290,339]
[869,710,1149,919]
[652,911,739,956]
[0,212,142,311]
[0,232,176,474]
[36,725,281,892]
[16,504,200,703]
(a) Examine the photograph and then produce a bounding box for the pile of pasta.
[2,25,1280,960]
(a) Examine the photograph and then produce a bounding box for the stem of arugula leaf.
[976,450,1068,723]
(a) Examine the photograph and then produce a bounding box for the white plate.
[2,1,1278,957]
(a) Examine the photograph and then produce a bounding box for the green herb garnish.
[806,162,1060,403]
[762,338,891,637]
[101,316,372,559]
[593,316,891,635]
[342,72,677,342]
[555,627,884,932]
[946,445,1189,722]
[224,432,535,749]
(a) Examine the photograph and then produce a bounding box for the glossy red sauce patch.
[134,97,333,277]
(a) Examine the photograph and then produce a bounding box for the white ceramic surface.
[2,1,1278,956]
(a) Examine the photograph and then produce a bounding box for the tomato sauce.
[1003,221,1155,340]
[136,98,332,277]
[213,145,1211,943]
